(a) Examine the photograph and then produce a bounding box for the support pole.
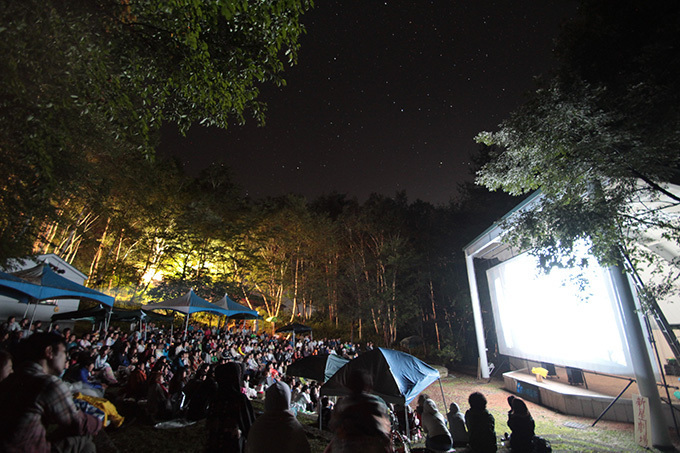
[28,301,39,331]
[592,379,634,427]
[465,253,490,379]
[609,263,672,448]
[405,405,410,441]
[438,378,448,424]
[184,312,191,340]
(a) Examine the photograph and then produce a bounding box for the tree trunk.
[89,216,110,282]
[430,279,442,350]
[290,252,300,322]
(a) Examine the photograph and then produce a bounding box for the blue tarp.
[8,263,114,306]
[319,347,440,404]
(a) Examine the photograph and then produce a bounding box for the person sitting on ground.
[0,333,102,452]
[66,333,80,352]
[64,353,105,395]
[186,364,217,421]
[465,392,497,453]
[123,357,148,400]
[507,397,535,452]
[245,380,311,453]
[317,396,333,430]
[94,345,118,385]
[417,393,453,452]
[6,316,20,332]
[292,384,313,413]
[447,402,469,448]
[327,369,392,453]
[146,367,173,422]
[394,403,419,439]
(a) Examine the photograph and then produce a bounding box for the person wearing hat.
[245,381,311,453]
[417,394,453,452]
[447,402,469,448]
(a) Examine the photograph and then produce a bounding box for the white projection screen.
[486,250,636,376]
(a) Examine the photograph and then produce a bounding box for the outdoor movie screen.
[486,247,637,377]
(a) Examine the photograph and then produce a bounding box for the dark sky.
[160,1,578,205]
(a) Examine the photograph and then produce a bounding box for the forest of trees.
[17,152,519,365]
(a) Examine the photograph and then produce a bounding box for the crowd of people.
[0,315,549,452]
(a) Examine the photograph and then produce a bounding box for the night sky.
[159,1,578,205]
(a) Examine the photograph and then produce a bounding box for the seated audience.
[0,333,102,452]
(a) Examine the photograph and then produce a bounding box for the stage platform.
[503,368,680,426]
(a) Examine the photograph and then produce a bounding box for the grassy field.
[98,371,679,452]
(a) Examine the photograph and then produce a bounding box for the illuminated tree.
[0,0,312,262]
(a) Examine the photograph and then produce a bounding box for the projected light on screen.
[486,247,635,376]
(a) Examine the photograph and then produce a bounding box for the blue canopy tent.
[10,263,114,306]
[213,294,260,332]
[320,348,441,405]
[2,263,114,329]
[213,294,259,319]
[319,348,443,436]
[144,289,230,339]
[0,271,39,303]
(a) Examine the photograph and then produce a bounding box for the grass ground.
[99,370,680,452]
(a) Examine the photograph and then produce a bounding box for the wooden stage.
[503,368,680,426]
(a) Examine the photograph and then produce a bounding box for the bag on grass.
[531,435,552,453]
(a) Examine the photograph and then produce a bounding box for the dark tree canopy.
[0,0,312,261]
[475,0,680,283]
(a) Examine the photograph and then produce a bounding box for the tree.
[0,0,312,262]
[474,0,680,293]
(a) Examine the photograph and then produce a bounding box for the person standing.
[205,363,255,453]
[327,369,393,453]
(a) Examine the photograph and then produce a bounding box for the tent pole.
[29,301,40,331]
[105,307,112,331]
[405,405,410,442]
[438,378,447,424]
[184,312,190,340]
